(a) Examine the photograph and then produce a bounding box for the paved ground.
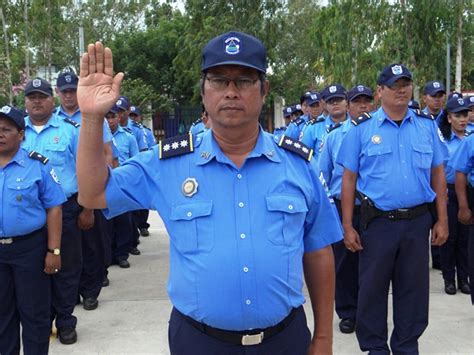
[50,212,474,354]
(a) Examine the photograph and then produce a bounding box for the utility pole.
[446,34,450,94]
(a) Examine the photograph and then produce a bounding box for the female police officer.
[0,105,66,354]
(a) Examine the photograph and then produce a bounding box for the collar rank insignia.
[159,133,194,159]
[351,112,372,126]
[123,127,133,134]
[414,109,435,120]
[64,117,80,127]
[465,130,474,137]
[278,135,313,161]
[309,117,325,126]
[327,122,342,134]
[291,117,305,126]
[191,118,203,126]
[29,151,49,164]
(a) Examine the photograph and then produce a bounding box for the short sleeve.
[39,164,67,209]
[336,125,360,173]
[449,137,473,174]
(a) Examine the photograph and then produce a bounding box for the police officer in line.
[116,96,148,152]
[337,64,448,354]
[189,105,210,137]
[76,33,343,354]
[437,97,471,295]
[298,92,324,139]
[0,105,66,355]
[422,80,446,124]
[55,71,113,312]
[273,106,293,143]
[467,96,474,131]
[283,103,304,139]
[21,78,82,345]
[408,99,421,110]
[347,85,375,120]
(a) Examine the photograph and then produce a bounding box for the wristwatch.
[47,248,61,256]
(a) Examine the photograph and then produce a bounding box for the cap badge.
[0,105,11,114]
[433,81,440,88]
[65,75,72,83]
[329,86,336,93]
[116,99,122,105]
[470,97,474,103]
[357,85,364,92]
[225,37,240,55]
[371,135,382,144]
[391,65,403,75]
[286,108,292,113]
[32,79,41,87]
[182,177,198,197]
[295,104,302,110]
[458,98,465,105]
[311,94,318,99]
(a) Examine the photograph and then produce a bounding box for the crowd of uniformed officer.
[1,29,474,355]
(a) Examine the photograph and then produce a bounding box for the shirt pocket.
[412,143,433,170]
[44,143,67,166]
[7,180,37,221]
[265,194,308,246]
[365,144,392,177]
[169,200,214,254]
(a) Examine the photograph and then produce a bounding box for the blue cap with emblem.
[347,85,373,101]
[408,99,420,110]
[0,105,26,130]
[130,106,141,116]
[446,97,469,113]
[306,92,321,105]
[423,81,446,96]
[107,104,120,114]
[321,84,346,101]
[291,104,303,115]
[201,31,267,73]
[283,106,292,118]
[377,63,412,86]
[57,72,78,91]
[25,77,53,96]
[467,96,474,108]
[116,96,130,111]
[448,91,463,100]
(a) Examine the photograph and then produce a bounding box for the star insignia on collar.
[171,142,179,150]
[163,144,170,152]
[293,142,301,149]
[180,140,188,147]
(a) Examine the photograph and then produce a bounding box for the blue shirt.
[337,107,447,211]
[189,121,206,136]
[112,127,139,165]
[444,132,464,184]
[126,119,148,151]
[143,126,157,147]
[102,129,342,330]
[449,133,474,186]
[22,113,79,197]
[422,107,444,125]
[300,117,331,162]
[284,114,308,139]
[0,148,66,237]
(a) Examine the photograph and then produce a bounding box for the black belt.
[447,183,455,190]
[333,198,361,215]
[377,203,429,221]
[179,306,300,346]
[0,227,46,245]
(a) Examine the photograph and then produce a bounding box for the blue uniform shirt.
[102,128,342,330]
[422,107,444,125]
[22,114,79,197]
[449,133,474,186]
[284,114,308,139]
[337,107,446,211]
[112,127,139,165]
[0,148,66,237]
[126,119,148,151]
[143,126,157,147]
[300,116,340,162]
[444,132,464,184]
[189,121,206,136]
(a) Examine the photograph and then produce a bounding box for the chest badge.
[371,135,382,144]
[16,195,22,202]
[53,136,60,144]
[182,178,198,197]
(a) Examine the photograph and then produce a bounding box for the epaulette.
[327,123,342,134]
[132,121,143,127]
[143,126,152,131]
[191,118,203,126]
[414,109,435,120]
[28,151,49,164]
[308,117,325,126]
[159,133,194,159]
[351,112,372,126]
[277,135,313,161]
[465,130,474,137]
[290,117,305,126]
[64,117,80,127]
[123,127,133,134]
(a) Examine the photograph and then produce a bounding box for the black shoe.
[458,280,471,294]
[129,247,141,255]
[140,228,150,237]
[102,276,110,287]
[57,326,77,345]
[118,260,130,268]
[83,297,98,311]
[444,281,457,295]
[339,318,355,334]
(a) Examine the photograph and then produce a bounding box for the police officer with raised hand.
[21,78,82,345]
[0,105,66,355]
[337,64,448,354]
[76,33,343,354]
[422,80,446,124]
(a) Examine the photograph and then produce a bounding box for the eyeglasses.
[387,81,412,90]
[206,76,259,91]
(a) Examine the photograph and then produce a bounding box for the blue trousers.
[168,307,311,355]
[0,229,50,355]
[356,212,431,355]
[51,195,82,329]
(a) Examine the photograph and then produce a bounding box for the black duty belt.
[377,203,429,221]
[0,227,46,245]
[333,198,361,215]
[179,306,300,346]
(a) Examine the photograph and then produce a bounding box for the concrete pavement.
[49,212,474,354]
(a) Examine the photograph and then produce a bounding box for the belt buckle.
[241,332,264,346]
[0,238,13,245]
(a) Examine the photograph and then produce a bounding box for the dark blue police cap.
[107,105,120,114]
[283,106,292,118]
[0,105,26,130]
[291,103,303,114]
[25,78,53,97]
[347,85,373,102]
[448,91,463,100]
[130,106,141,116]
[408,99,420,110]
[467,96,474,108]
[57,72,78,91]
[321,84,346,101]
[446,97,469,113]
[116,96,130,111]
[377,63,412,86]
[423,81,446,96]
[306,92,321,105]
[201,31,267,73]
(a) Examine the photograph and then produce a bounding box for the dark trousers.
[134,209,150,229]
[356,212,431,355]
[168,307,311,355]
[440,188,469,283]
[0,229,50,355]
[80,210,108,299]
[111,212,133,262]
[51,195,82,329]
[130,211,141,249]
[469,226,474,305]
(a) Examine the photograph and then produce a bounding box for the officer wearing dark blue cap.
[273,106,292,142]
[76,33,343,354]
[408,99,421,110]
[466,96,474,132]
[0,105,66,354]
[116,96,148,152]
[337,63,449,354]
[422,81,446,124]
[347,85,374,120]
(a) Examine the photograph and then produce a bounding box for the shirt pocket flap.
[367,145,392,157]
[7,181,32,190]
[45,143,67,152]
[170,201,213,221]
[412,144,433,154]
[266,194,308,214]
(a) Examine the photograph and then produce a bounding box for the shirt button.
[245,299,251,305]
[237,174,243,179]
[243,267,249,273]
[240,233,246,239]
[238,202,244,208]
[187,212,192,217]
[288,204,293,210]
